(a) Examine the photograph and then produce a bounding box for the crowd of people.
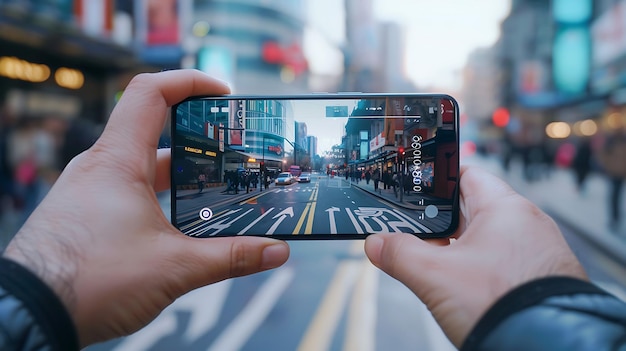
[498,124,626,233]
[0,110,99,242]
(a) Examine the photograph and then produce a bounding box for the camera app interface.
[172,96,458,237]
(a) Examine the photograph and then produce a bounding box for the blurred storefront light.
[573,119,598,136]
[54,67,85,90]
[192,21,211,37]
[280,66,296,83]
[546,121,571,139]
[606,112,625,130]
[0,56,50,83]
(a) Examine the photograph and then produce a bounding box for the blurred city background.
[0,0,625,350]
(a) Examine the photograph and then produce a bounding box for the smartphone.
[170,94,459,239]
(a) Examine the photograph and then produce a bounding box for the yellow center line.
[294,184,320,235]
[292,202,311,235]
[304,187,319,234]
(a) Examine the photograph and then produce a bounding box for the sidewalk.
[347,178,423,210]
[463,155,626,266]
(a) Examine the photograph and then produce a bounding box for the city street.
[85,181,626,351]
[85,219,626,351]
[174,176,453,238]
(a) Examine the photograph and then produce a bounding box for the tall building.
[343,0,380,92]
[190,0,309,93]
[462,46,502,121]
[307,135,318,159]
[378,21,417,92]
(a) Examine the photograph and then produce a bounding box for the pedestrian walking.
[595,128,626,232]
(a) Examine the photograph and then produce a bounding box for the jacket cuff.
[460,276,609,351]
[0,257,79,351]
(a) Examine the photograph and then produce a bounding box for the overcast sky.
[305,0,511,90]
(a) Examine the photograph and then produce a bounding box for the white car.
[275,172,295,185]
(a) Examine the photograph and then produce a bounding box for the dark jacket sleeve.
[461,276,626,351]
[0,257,79,351]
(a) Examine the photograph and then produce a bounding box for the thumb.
[364,233,440,291]
[165,236,290,293]
[457,165,518,225]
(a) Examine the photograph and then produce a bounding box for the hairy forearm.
[2,207,83,316]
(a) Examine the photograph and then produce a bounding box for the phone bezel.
[170,93,460,239]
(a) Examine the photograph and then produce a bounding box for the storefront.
[0,6,147,124]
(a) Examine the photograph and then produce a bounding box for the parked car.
[275,172,295,185]
[298,172,311,183]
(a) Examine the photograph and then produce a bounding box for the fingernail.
[261,243,288,270]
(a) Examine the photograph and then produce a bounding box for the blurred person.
[595,126,626,233]
[0,107,17,213]
[572,138,593,193]
[197,172,206,193]
[59,119,99,169]
[372,167,380,191]
[7,117,49,224]
[0,70,623,351]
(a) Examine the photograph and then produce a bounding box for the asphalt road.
[85,183,626,351]
[174,177,452,238]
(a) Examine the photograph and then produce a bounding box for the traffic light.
[492,107,510,128]
[260,161,265,172]
[397,147,405,163]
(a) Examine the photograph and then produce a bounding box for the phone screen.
[171,94,459,239]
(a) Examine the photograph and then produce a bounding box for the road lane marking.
[238,207,274,235]
[180,208,235,231]
[297,261,362,351]
[304,200,317,234]
[304,188,319,234]
[208,268,295,351]
[188,208,254,237]
[393,209,431,233]
[344,260,379,351]
[267,207,295,235]
[345,207,365,234]
[113,281,232,351]
[292,202,311,235]
[326,207,340,234]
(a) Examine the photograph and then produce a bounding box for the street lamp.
[283,138,297,167]
[261,136,265,192]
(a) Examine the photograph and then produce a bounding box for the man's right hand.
[364,165,587,347]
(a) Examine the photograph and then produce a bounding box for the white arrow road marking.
[326,207,340,234]
[112,281,232,351]
[393,208,432,233]
[238,207,275,235]
[267,207,294,234]
[345,208,364,234]
[207,267,295,351]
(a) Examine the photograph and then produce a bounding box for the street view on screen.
[172,96,458,238]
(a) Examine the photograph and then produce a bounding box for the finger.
[165,236,290,293]
[424,238,450,246]
[458,165,517,222]
[365,233,437,283]
[100,70,230,156]
[154,148,171,193]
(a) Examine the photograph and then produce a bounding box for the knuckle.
[229,241,258,277]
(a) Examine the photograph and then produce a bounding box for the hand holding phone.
[171,94,459,239]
